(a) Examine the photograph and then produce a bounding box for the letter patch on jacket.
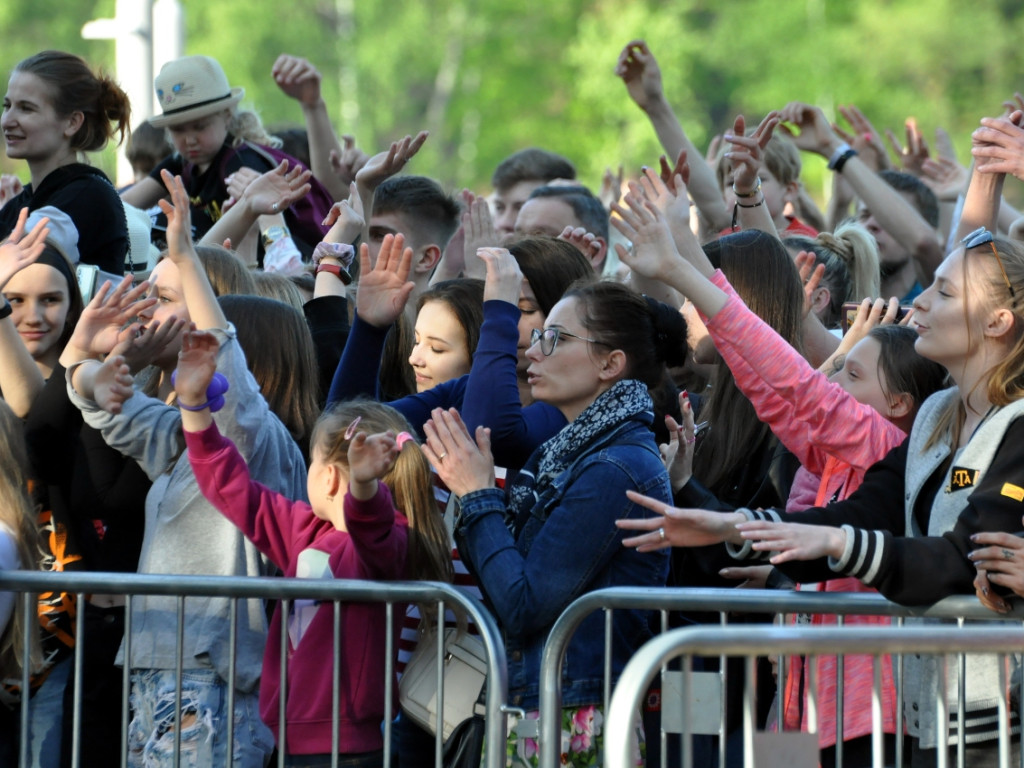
[949,466,978,491]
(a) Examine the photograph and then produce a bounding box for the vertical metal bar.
[279,598,289,767]
[681,654,692,768]
[743,655,756,768]
[121,595,132,768]
[775,611,785,733]
[383,602,394,768]
[719,612,727,768]
[660,609,668,768]
[71,592,85,768]
[937,654,948,768]
[807,654,818,735]
[872,655,883,768]
[332,600,340,768]
[19,591,32,768]
[836,615,845,768]
[434,601,444,768]
[603,608,613,716]
[895,618,905,768]
[174,595,185,767]
[226,598,238,768]
[957,618,966,768]
[997,654,1009,768]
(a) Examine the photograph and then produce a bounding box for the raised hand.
[0,208,49,289]
[794,251,827,318]
[355,233,414,327]
[112,315,189,374]
[478,247,523,305]
[734,519,847,564]
[241,160,312,216]
[355,131,429,191]
[62,275,156,362]
[971,111,1024,180]
[920,156,969,201]
[329,135,370,188]
[158,170,198,264]
[462,195,501,278]
[616,492,745,551]
[0,175,24,210]
[421,407,494,497]
[610,189,682,283]
[224,167,261,208]
[271,54,323,109]
[659,150,691,191]
[778,102,839,156]
[615,40,665,113]
[173,328,220,408]
[322,181,364,244]
[348,430,399,487]
[599,165,625,210]
[834,104,890,171]
[885,117,930,177]
[724,112,781,193]
[93,355,135,415]
[660,391,697,493]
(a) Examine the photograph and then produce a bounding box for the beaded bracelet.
[732,178,761,198]
[170,371,230,412]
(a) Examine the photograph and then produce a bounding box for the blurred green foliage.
[2,0,1023,205]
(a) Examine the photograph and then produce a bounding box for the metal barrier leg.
[121,595,132,768]
[71,592,85,768]
[226,597,238,768]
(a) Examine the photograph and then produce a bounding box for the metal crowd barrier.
[0,571,509,768]
[605,624,1024,768]
[538,587,1024,768]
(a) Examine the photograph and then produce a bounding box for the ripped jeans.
[128,669,274,768]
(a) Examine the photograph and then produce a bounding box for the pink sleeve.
[186,423,320,570]
[704,271,905,474]
[340,483,409,581]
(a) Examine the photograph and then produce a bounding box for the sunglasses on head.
[962,227,1015,298]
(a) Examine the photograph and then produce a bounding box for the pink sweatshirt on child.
[704,270,904,748]
[186,423,408,756]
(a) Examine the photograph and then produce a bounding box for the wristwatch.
[0,298,11,320]
[261,225,291,251]
[315,261,352,284]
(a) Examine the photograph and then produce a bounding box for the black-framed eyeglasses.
[962,227,1015,298]
[530,326,601,356]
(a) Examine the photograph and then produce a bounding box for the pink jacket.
[705,271,904,747]
[186,424,408,756]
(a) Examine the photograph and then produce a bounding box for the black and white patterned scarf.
[507,379,653,532]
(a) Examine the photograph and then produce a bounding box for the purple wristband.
[170,371,230,412]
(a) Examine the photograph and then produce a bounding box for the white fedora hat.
[150,55,244,128]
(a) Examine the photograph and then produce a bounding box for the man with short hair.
[490,148,576,235]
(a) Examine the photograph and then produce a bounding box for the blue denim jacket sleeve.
[456,440,671,639]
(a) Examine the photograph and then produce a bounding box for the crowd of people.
[0,36,1024,768]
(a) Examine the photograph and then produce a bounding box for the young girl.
[173,331,451,763]
[121,55,329,256]
[409,279,484,392]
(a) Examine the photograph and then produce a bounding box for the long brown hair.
[311,400,453,584]
[693,230,805,493]
[0,400,42,679]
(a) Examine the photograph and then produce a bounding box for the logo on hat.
[150,56,244,128]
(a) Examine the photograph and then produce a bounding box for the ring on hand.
[1004,548,1015,561]
[685,436,696,445]
[658,527,666,542]
[437,451,448,460]
[272,202,280,212]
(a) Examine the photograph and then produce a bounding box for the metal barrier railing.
[538,587,1024,768]
[0,571,509,768]
[604,624,1024,768]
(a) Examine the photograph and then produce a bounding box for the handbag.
[399,626,487,741]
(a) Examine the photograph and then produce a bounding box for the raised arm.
[0,209,50,415]
[722,113,782,235]
[779,102,944,283]
[354,132,429,246]
[271,54,348,201]
[615,40,730,231]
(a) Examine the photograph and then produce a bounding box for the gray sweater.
[69,326,308,692]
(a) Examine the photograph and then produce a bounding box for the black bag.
[443,714,485,768]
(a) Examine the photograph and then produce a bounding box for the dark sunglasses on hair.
[962,227,1015,298]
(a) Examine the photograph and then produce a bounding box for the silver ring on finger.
[272,202,280,212]
[658,527,666,542]
[437,451,447,460]
[1004,548,1015,561]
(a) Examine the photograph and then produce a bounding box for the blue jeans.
[0,655,71,768]
[127,668,273,768]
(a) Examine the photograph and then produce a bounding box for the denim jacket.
[455,416,671,709]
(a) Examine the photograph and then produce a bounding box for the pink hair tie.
[344,416,362,440]
[395,431,416,450]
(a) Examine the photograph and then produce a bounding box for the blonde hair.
[251,270,306,312]
[228,109,283,149]
[817,221,881,304]
[311,400,453,584]
[0,401,43,679]
[925,237,1024,449]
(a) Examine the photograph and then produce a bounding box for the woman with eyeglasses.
[423,280,687,767]
[620,146,1024,766]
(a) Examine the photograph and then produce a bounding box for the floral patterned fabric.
[502,705,644,768]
